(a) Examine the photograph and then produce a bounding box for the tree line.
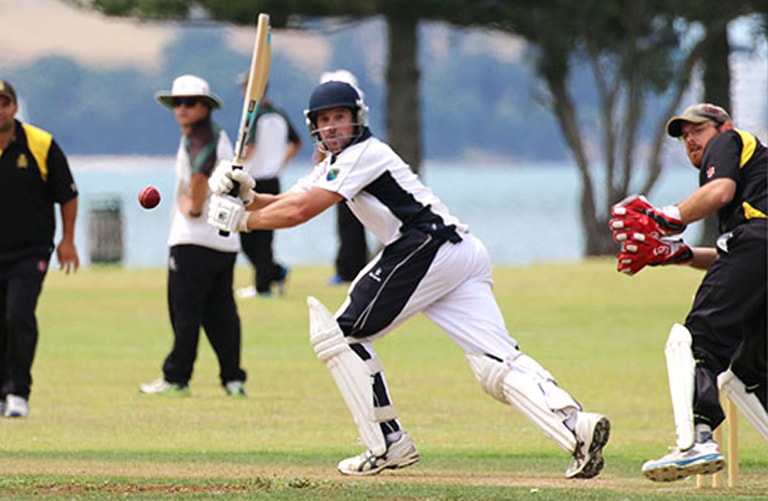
[65,0,767,254]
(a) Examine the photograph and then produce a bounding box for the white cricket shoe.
[236,286,258,299]
[565,412,611,479]
[139,378,190,396]
[641,441,724,482]
[337,432,420,476]
[225,380,247,398]
[4,394,29,418]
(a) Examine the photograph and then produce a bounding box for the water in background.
[67,155,701,268]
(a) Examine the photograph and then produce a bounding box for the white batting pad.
[308,296,387,456]
[466,353,577,453]
[718,369,768,442]
[665,323,696,450]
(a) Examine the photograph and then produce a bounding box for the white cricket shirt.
[292,135,467,245]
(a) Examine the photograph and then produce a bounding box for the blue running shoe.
[641,441,724,482]
[326,274,348,286]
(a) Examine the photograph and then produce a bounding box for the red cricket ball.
[138,185,161,209]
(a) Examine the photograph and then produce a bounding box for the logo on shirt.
[706,166,715,179]
[368,267,383,283]
[17,153,28,169]
[327,167,340,181]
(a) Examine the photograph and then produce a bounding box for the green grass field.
[0,260,765,499]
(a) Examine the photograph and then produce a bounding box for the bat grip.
[218,166,243,237]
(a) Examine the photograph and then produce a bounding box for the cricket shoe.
[641,441,724,482]
[4,394,29,418]
[276,265,290,296]
[565,412,611,479]
[139,378,190,396]
[326,274,348,286]
[337,432,420,476]
[225,380,247,398]
[236,286,258,299]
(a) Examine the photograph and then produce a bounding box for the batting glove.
[207,195,250,234]
[208,160,255,205]
[615,232,693,275]
[609,194,685,238]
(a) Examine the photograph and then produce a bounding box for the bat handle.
[218,165,244,237]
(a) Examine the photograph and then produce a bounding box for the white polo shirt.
[168,129,239,253]
[243,112,291,180]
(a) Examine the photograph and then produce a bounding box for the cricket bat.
[221,12,272,236]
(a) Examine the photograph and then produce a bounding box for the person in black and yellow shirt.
[609,103,767,482]
[0,79,80,418]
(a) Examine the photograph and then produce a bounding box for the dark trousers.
[240,177,285,293]
[687,220,767,429]
[164,245,245,386]
[0,255,48,400]
[337,229,445,339]
[335,202,368,281]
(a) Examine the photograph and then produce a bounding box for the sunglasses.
[172,97,201,108]
[678,121,716,142]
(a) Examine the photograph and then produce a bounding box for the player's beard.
[685,143,704,168]
[0,116,13,133]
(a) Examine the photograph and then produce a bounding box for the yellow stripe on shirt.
[21,123,53,181]
[734,129,756,168]
[743,201,767,219]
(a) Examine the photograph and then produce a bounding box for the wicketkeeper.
[207,79,611,478]
[609,103,768,482]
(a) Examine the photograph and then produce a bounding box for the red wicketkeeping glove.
[609,194,686,238]
[615,232,693,275]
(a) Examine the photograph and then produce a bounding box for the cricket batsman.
[207,79,611,478]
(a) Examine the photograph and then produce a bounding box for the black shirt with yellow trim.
[0,119,78,258]
[699,129,767,234]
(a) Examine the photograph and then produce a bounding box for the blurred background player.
[0,79,80,418]
[609,103,767,482]
[207,80,610,478]
[140,75,247,397]
[235,76,302,299]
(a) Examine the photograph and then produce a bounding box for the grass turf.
[0,260,765,499]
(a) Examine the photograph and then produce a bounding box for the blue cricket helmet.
[304,80,368,129]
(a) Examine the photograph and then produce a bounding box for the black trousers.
[0,255,48,400]
[335,202,368,281]
[240,177,285,293]
[687,220,767,429]
[164,245,245,386]
[337,229,446,339]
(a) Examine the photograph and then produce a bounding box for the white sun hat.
[155,74,223,109]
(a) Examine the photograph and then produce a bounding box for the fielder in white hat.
[140,74,248,399]
[155,74,223,110]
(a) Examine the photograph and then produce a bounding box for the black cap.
[0,80,17,104]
